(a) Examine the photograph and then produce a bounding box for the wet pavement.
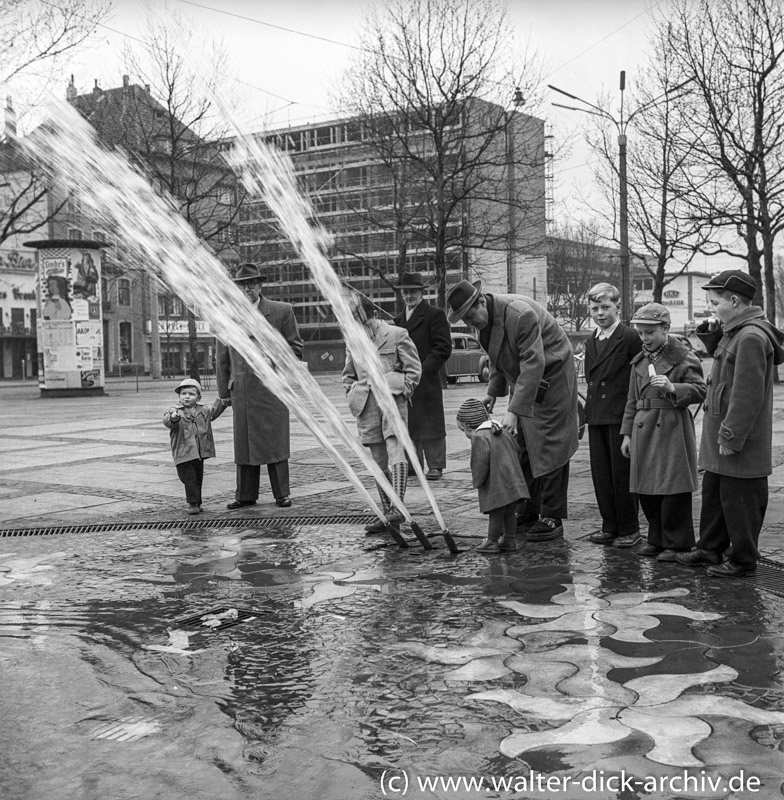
[3,373,784,799]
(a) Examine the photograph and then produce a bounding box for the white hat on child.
[175,378,202,395]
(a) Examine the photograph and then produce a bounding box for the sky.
[24,0,736,271]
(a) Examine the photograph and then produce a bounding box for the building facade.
[632,270,714,332]
[235,99,547,339]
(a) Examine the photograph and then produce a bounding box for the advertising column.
[25,238,107,397]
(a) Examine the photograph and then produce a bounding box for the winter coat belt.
[636,398,675,410]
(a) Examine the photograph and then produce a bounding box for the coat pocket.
[709,383,725,415]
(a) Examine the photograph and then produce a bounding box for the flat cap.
[631,302,671,326]
[701,269,757,300]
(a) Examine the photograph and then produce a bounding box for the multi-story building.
[235,99,548,342]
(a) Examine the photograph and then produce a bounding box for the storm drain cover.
[176,607,259,633]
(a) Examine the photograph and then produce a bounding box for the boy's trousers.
[588,424,639,537]
[177,458,205,505]
[697,471,768,564]
[639,492,694,551]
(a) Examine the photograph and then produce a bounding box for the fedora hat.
[446,279,482,324]
[233,263,268,284]
[395,272,426,290]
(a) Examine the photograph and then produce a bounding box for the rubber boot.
[365,476,392,534]
[388,461,408,524]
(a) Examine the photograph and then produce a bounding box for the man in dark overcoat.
[446,279,579,542]
[217,263,303,509]
[393,272,452,480]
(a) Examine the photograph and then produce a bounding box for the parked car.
[446,332,491,383]
[671,333,703,360]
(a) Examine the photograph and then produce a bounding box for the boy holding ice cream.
[620,303,706,561]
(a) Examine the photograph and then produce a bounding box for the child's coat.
[163,398,225,465]
[469,420,528,513]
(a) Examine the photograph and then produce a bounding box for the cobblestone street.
[3,373,784,799]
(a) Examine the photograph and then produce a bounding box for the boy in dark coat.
[584,282,643,548]
[621,304,706,561]
[677,270,784,577]
[456,398,528,554]
[394,272,452,480]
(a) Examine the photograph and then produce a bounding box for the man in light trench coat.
[446,279,579,542]
[217,263,304,509]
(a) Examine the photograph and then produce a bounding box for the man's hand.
[220,397,232,407]
[482,396,496,413]
[621,434,631,458]
[502,410,518,435]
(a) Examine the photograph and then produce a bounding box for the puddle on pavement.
[3,524,784,799]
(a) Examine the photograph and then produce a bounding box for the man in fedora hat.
[677,270,784,578]
[217,262,303,509]
[393,271,452,480]
[446,279,579,541]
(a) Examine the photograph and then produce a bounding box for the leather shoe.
[425,469,443,481]
[275,496,292,508]
[706,560,756,578]
[612,533,642,549]
[476,538,501,554]
[656,549,680,562]
[636,543,662,556]
[226,500,256,510]
[515,514,539,533]
[526,518,563,542]
[675,548,721,567]
[499,535,517,552]
[589,531,617,545]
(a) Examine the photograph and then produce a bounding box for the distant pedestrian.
[677,270,784,578]
[620,303,706,561]
[343,293,421,533]
[394,272,452,481]
[163,378,226,514]
[584,282,643,547]
[217,263,303,510]
[456,398,528,554]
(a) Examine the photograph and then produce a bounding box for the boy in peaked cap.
[620,303,706,561]
[163,378,226,514]
[677,270,784,577]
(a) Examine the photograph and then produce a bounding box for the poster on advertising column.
[26,239,108,396]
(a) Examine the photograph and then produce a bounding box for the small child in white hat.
[456,398,528,553]
[163,378,227,514]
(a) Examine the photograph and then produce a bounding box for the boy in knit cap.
[163,378,226,514]
[456,398,528,554]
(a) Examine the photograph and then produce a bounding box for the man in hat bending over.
[446,280,579,541]
[394,272,452,481]
[217,263,304,509]
[677,270,784,578]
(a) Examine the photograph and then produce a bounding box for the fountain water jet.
[25,101,422,535]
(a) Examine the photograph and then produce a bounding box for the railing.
[0,325,35,337]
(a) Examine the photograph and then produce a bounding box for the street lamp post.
[548,72,692,323]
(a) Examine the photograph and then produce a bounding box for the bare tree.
[74,12,243,379]
[660,0,784,321]
[585,50,712,303]
[332,0,547,308]
[0,0,107,85]
[0,0,108,249]
[547,224,621,331]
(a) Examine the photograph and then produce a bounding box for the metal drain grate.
[752,558,784,597]
[177,606,259,632]
[0,514,376,538]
